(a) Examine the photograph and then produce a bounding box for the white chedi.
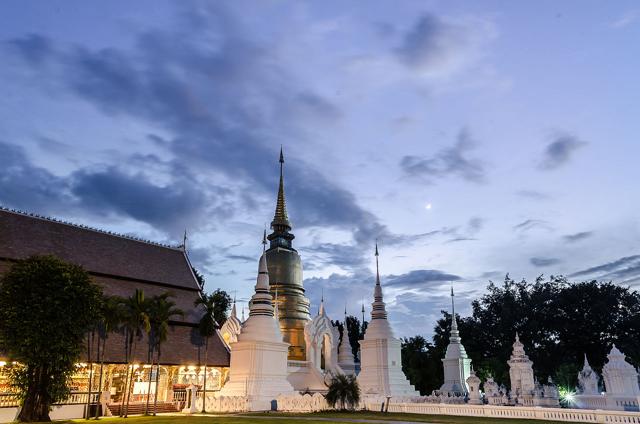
[466,369,483,405]
[578,354,600,395]
[358,243,418,397]
[508,333,536,397]
[602,344,640,396]
[220,299,242,347]
[337,308,356,376]
[440,286,472,394]
[218,247,295,409]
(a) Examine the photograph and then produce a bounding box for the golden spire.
[272,146,291,229]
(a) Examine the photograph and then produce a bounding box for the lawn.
[248,411,582,424]
[61,412,583,424]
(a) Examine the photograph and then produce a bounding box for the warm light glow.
[132,363,140,369]
[0,361,6,367]
[188,365,196,371]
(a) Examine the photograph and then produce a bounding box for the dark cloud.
[513,219,553,233]
[8,34,53,66]
[0,141,72,213]
[396,13,467,71]
[400,128,485,184]
[224,254,256,263]
[5,4,400,268]
[563,231,593,243]
[530,257,562,267]
[570,255,640,284]
[539,134,587,170]
[385,269,461,287]
[70,166,209,234]
[515,190,552,201]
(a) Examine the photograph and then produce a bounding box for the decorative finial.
[262,227,267,251]
[181,229,188,251]
[344,302,347,316]
[269,146,293,243]
[279,145,284,164]
[319,289,325,316]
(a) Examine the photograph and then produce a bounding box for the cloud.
[395,13,494,76]
[538,134,587,170]
[530,257,562,267]
[400,128,485,184]
[0,141,73,213]
[70,166,210,234]
[513,219,553,233]
[563,231,593,243]
[385,269,461,287]
[570,255,640,284]
[8,34,53,66]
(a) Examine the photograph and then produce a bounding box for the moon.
[425,203,432,210]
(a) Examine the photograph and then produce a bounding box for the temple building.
[440,287,472,395]
[507,333,535,403]
[0,207,230,415]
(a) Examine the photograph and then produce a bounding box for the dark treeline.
[400,275,640,395]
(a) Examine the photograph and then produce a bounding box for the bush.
[325,373,360,410]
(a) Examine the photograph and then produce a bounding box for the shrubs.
[325,373,360,410]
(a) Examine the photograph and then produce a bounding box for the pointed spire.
[241,304,245,322]
[249,237,275,317]
[268,147,295,249]
[361,300,365,323]
[231,293,237,318]
[448,285,461,342]
[319,289,325,316]
[272,146,290,229]
[371,241,388,320]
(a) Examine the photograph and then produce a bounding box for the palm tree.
[144,292,183,415]
[94,295,124,419]
[120,289,150,418]
[325,373,360,411]
[194,292,218,413]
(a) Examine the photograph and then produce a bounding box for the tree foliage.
[325,373,360,410]
[401,274,640,395]
[0,255,102,422]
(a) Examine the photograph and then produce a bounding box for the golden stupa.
[265,148,311,361]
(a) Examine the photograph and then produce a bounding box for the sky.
[1,1,639,338]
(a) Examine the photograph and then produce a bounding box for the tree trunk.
[153,350,160,416]
[144,344,154,415]
[17,366,51,422]
[120,330,131,417]
[94,336,105,420]
[85,331,95,419]
[201,337,208,413]
[124,338,137,418]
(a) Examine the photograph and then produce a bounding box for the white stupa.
[508,333,536,398]
[218,240,295,409]
[358,243,418,397]
[578,354,600,395]
[440,287,472,394]
[603,344,640,396]
[338,306,357,375]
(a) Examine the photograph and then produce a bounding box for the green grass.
[245,410,583,424]
[60,412,584,424]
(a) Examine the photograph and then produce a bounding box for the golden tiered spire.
[272,146,291,229]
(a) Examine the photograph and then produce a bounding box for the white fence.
[366,401,640,423]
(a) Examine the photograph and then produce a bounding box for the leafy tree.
[210,289,232,326]
[400,336,442,395]
[145,293,183,415]
[325,373,360,410]
[0,255,102,422]
[195,291,218,413]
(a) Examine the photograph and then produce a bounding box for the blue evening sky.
[1,1,639,337]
